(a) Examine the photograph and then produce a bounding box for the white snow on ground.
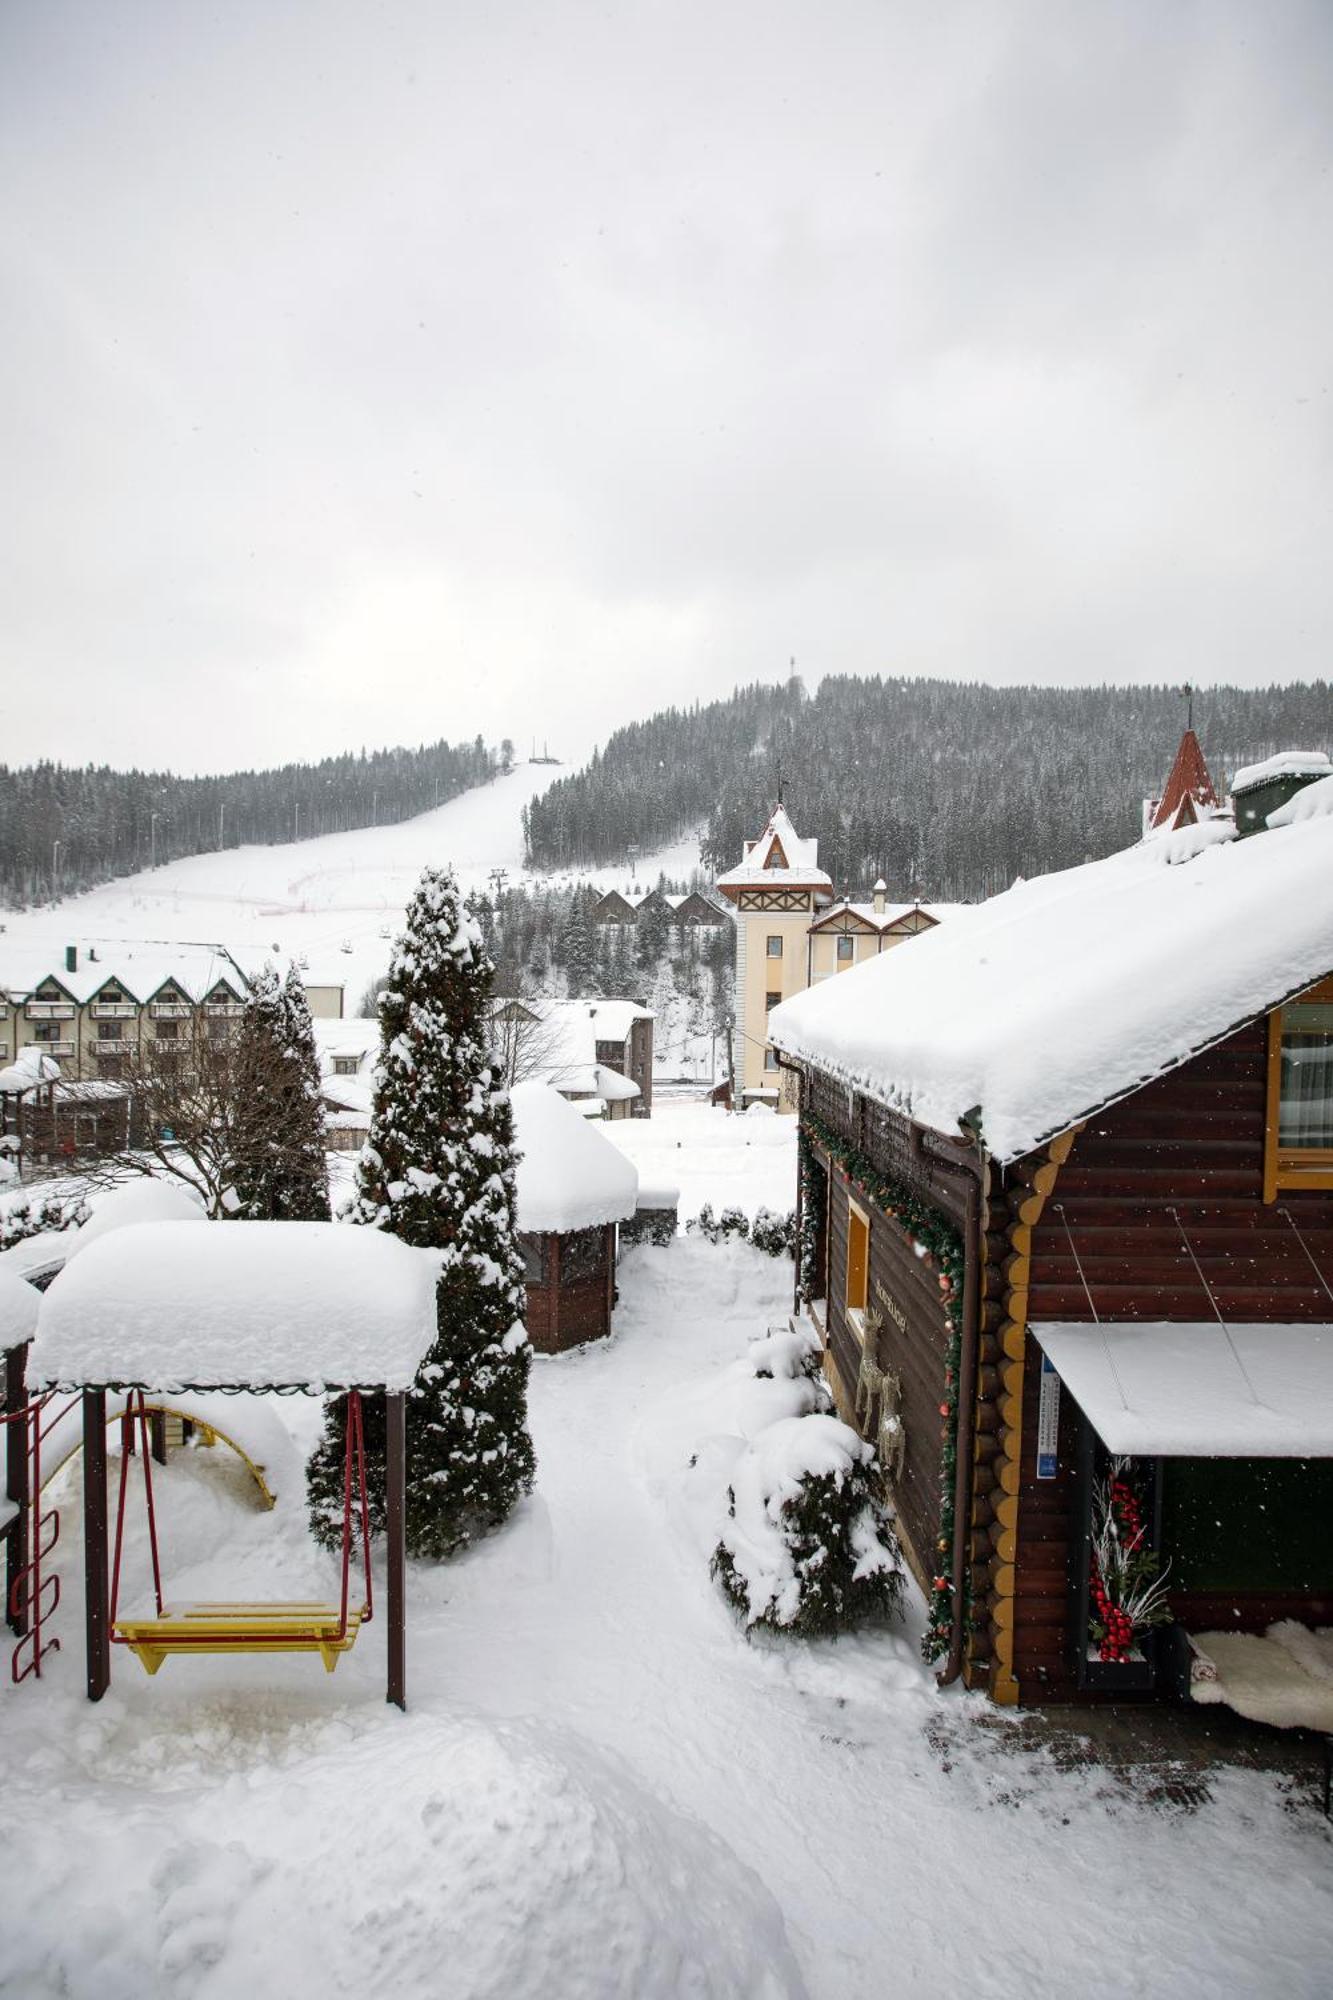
[0,764,705,1013]
[3,1112,1332,1997]
[600,1098,798,1225]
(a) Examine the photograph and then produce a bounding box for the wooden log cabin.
[510,1081,639,1354]
[771,753,1333,1707]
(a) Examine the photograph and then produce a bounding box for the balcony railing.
[149,1002,191,1020]
[94,1036,130,1050]
[25,1003,75,1021]
[90,1002,137,1019]
[32,1040,75,1058]
[204,1002,245,1018]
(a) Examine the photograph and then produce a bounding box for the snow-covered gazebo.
[511,1082,639,1352]
[28,1220,439,1706]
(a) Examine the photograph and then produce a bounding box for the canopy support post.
[83,1389,110,1701]
[386,1391,406,1710]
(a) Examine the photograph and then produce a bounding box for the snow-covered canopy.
[30,1221,439,1391]
[769,809,1333,1163]
[0,1267,40,1349]
[1033,1321,1333,1456]
[511,1082,639,1234]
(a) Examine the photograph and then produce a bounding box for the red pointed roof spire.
[1151,727,1218,831]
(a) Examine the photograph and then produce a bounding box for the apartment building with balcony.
[1,942,251,1082]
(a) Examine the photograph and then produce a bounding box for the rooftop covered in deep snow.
[511,1082,639,1234]
[715,806,832,893]
[30,1220,439,1391]
[769,808,1333,1163]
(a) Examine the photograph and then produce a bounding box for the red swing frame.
[109,1389,373,1650]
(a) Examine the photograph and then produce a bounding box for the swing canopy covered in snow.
[30,1220,439,1393]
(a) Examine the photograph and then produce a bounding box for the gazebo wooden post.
[83,1388,110,1701]
[5,1343,30,1637]
[385,1390,406,1710]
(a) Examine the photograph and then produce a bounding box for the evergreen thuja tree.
[229,964,332,1221]
[306,866,535,1558]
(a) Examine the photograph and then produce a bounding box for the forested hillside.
[0,736,506,907]
[522,677,1333,898]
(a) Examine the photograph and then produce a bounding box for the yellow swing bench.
[111,1390,372,1675]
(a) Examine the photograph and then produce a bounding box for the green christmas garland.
[796,1131,828,1305]
[801,1108,967,1662]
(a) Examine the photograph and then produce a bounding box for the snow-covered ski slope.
[1,764,704,1007]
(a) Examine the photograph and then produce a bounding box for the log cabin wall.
[802,1070,973,1592]
[997,1019,1333,1703]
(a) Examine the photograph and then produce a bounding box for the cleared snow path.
[3,1234,1331,1997]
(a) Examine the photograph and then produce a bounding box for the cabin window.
[764,1046,780,1073]
[332,1056,359,1075]
[765,991,781,1013]
[845,1198,870,1332]
[766,936,783,958]
[156,1020,180,1041]
[836,936,855,963]
[1264,978,1333,1200]
[97,1020,121,1041]
[519,1233,548,1284]
[560,1228,604,1285]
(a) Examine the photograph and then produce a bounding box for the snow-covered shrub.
[0,1192,88,1251]
[746,1321,827,1391]
[687,1202,751,1246]
[619,1207,678,1248]
[711,1415,902,1637]
[749,1206,796,1259]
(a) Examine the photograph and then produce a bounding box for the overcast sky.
[2,1,1330,776]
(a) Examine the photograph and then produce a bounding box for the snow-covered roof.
[587,999,653,1041]
[716,807,832,891]
[769,810,1333,1164]
[1033,1321,1333,1456]
[594,1064,640,1103]
[63,1180,206,1261]
[810,898,961,934]
[1148,728,1219,831]
[313,1017,381,1067]
[1231,749,1331,795]
[0,1267,40,1350]
[511,1082,639,1234]
[30,1221,439,1391]
[0,1051,61,1094]
[0,939,249,1007]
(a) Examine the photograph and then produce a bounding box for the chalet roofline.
[783,962,1333,1168]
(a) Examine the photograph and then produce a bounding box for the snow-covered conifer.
[307,866,535,1557]
[230,964,332,1221]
